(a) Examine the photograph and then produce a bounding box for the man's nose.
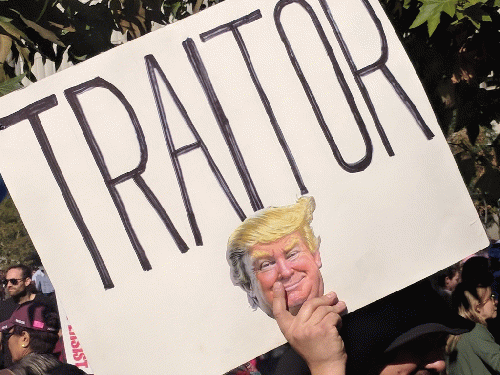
[276,258,293,279]
[424,359,445,373]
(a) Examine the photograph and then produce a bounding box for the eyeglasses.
[480,292,498,305]
[1,278,25,287]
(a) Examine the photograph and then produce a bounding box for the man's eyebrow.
[284,238,300,252]
[250,250,272,260]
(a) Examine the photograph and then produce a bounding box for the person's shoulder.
[47,363,87,375]
[0,298,18,320]
[33,293,57,307]
[474,323,493,335]
[463,323,495,342]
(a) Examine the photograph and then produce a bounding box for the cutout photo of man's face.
[245,231,323,317]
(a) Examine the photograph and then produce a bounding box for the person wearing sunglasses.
[0,265,56,369]
[446,281,500,375]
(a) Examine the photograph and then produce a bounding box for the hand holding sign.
[272,281,347,375]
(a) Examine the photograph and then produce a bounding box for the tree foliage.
[0,197,40,268]
[0,0,222,95]
[382,0,500,237]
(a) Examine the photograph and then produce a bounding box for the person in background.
[488,241,500,296]
[446,281,500,375]
[431,262,461,308]
[0,301,85,375]
[272,280,474,375]
[32,267,55,298]
[0,272,5,302]
[461,255,490,286]
[0,265,57,369]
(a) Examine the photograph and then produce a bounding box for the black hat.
[340,279,474,374]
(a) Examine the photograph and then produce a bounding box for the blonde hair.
[226,196,319,309]
[446,285,490,353]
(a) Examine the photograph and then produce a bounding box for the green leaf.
[410,0,459,33]
[0,20,32,43]
[72,54,87,61]
[0,74,26,97]
[172,2,181,16]
[20,15,65,46]
[465,14,481,27]
[459,3,490,28]
[495,0,500,6]
[428,12,441,34]
[410,3,440,28]
[442,1,456,16]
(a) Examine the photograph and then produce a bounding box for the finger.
[296,292,339,321]
[307,305,336,326]
[312,310,343,336]
[332,300,347,316]
[273,282,293,332]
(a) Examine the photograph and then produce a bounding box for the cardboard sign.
[0,0,489,373]
[57,298,94,374]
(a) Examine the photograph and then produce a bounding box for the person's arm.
[473,325,500,371]
[272,282,347,375]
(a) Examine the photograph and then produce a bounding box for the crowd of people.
[0,264,85,375]
[227,244,500,375]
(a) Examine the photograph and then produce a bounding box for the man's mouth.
[283,276,305,292]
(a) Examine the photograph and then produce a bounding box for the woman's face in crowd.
[6,329,25,362]
[477,287,498,321]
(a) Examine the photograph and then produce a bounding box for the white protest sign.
[0,0,489,373]
[57,298,94,374]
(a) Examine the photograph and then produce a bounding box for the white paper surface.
[0,0,489,373]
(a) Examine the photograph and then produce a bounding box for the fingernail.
[273,282,283,291]
[326,291,336,298]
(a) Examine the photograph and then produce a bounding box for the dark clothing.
[48,363,87,375]
[0,298,17,322]
[9,353,85,375]
[0,298,18,369]
[273,345,308,375]
[0,294,58,318]
[0,294,58,369]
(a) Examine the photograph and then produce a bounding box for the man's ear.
[24,278,31,287]
[314,238,322,268]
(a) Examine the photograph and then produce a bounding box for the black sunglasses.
[2,331,14,341]
[2,278,25,287]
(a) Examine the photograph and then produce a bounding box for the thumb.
[273,282,292,332]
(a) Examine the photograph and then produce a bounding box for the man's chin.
[287,298,307,316]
